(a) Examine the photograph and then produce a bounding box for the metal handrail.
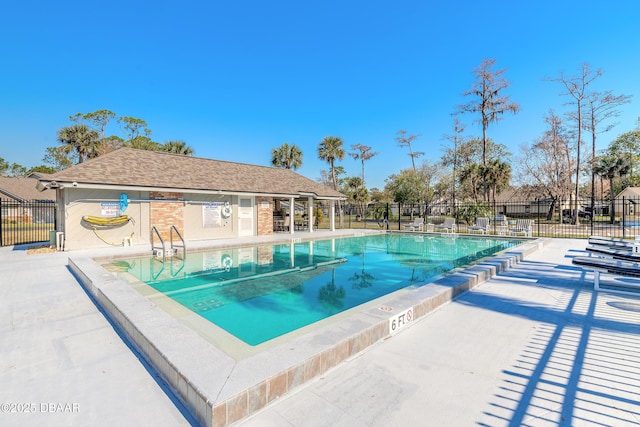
[170,225,186,259]
[151,226,166,262]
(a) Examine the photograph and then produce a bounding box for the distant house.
[37,148,346,250]
[614,187,640,218]
[493,188,586,219]
[0,176,56,224]
[491,189,548,217]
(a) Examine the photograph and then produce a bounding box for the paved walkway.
[0,244,194,427]
[0,238,638,426]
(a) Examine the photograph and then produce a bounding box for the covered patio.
[272,196,335,233]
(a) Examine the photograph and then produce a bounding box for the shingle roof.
[616,187,640,198]
[40,148,345,199]
[0,176,56,202]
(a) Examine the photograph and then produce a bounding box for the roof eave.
[40,180,345,200]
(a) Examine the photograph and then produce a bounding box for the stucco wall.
[61,188,146,251]
[60,189,249,250]
[183,195,237,240]
[58,188,283,250]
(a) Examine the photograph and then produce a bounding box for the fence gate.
[0,199,57,247]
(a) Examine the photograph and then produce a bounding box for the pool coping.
[68,231,549,426]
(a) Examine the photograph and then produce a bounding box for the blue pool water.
[106,234,524,345]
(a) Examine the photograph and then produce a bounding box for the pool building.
[36,148,345,251]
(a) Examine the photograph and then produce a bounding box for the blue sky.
[1,0,638,190]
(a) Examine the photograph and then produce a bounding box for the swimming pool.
[106,233,524,346]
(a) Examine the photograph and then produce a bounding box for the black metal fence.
[315,197,640,240]
[4,197,640,246]
[0,199,56,246]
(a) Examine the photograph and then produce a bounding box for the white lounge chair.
[587,236,635,249]
[468,217,490,234]
[509,219,533,237]
[402,217,424,232]
[435,218,456,233]
[572,256,640,295]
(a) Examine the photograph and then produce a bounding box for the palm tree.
[162,140,194,155]
[482,159,511,204]
[57,124,100,163]
[594,154,631,224]
[459,163,482,202]
[345,176,369,220]
[318,136,345,227]
[271,143,303,170]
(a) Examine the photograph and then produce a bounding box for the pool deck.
[1,233,639,426]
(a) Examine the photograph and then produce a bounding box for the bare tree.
[584,90,632,220]
[418,159,442,210]
[458,59,519,165]
[549,63,602,225]
[441,117,466,212]
[518,111,574,220]
[458,58,519,200]
[349,143,378,187]
[395,130,423,172]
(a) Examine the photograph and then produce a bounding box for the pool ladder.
[151,225,186,279]
[151,225,186,259]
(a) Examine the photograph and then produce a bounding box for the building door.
[238,197,254,237]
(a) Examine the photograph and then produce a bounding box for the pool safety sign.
[202,203,223,227]
[100,202,120,217]
[389,307,413,335]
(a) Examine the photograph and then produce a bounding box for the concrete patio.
[0,237,638,426]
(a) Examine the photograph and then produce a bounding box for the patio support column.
[307,196,314,233]
[289,197,295,234]
[330,201,336,231]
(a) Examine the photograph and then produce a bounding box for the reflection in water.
[318,269,346,310]
[349,270,376,289]
[109,234,524,345]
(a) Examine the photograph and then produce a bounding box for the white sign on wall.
[100,202,120,217]
[202,203,223,228]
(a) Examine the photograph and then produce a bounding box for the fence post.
[0,199,3,246]
[536,198,540,237]
[589,194,596,236]
[623,196,626,239]
[385,203,389,230]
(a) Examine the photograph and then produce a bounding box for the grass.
[1,223,55,246]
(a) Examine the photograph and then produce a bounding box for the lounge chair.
[435,218,456,233]
[572,255,640,295]
[402,217,424,232]
[468,217,490,234]
[509,219,533,237]
[587,236,636,249]
[493,215,508,235]
[586,245,640,261]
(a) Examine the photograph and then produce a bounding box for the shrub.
[455,203,492,225]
